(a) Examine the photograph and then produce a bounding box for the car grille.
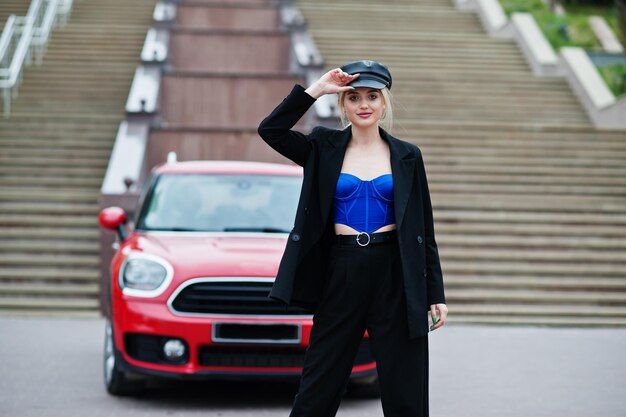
[198,338,374,368]
[170,279,311,315]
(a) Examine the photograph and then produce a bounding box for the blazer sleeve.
[257,84,318,167]
[416,148,446,306]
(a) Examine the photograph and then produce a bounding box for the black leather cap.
[340,60,392,90]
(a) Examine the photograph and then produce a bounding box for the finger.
[429,305,438,330]
[434,305,447,329]
[337,85,355,92]
[341,73,359,81]
[430,305,438,322]
[329,68,344,80]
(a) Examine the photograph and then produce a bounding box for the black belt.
[335,229,397,247]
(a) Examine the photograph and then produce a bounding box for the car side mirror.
[99,207,129,241]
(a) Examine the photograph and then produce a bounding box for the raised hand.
[304,68,360,99]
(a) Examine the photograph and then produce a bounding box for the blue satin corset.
[333,172,396,234]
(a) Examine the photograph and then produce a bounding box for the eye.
[348,95,358,101]
[369,94,379,100]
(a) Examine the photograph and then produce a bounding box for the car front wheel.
[104,319,145,396]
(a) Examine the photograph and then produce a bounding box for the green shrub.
[500,0,546,14]
[617,0,626,48]
[598,63,626,96]
[562,0,614,5]
[499,0,626,97]
[536,11,598,48]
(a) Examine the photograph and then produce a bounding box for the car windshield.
[137,173,302,233]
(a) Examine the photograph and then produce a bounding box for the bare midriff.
[334,223,397,235]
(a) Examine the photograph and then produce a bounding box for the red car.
[99,160,379,396]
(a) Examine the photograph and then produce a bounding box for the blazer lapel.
[382,128,415,229]
[318,126,351,227]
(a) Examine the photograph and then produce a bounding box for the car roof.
[153,160,303,176]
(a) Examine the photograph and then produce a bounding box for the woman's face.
[342,87,385,129]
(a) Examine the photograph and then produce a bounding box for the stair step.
[0,203,100,215]
[426,164,626,178]
[0,176,103,187]
[0,282,99,296]
[0,148,111,158]
[445,275,626,290]
[450,303,626,316]
[447,288,626,304]
[431,194,626,213]
[0,111,123,121]
[0,268,99,281]
[0,166,107,177]
[0,254,100,268]
[431,183,626,197]
[0,214,99,227]
[0,297,99,310]
[0,228,99,240]
[448,315,626,326]
[0,156,108,166]
[0,241,99,254]
[439,235,626,250]
[434,221,626,237]
[0,188,100,203]
[444,262,625,277]
[428,173,626,187]
[0,138,114,149]
[0,309,100,318]
[441,247,626,263]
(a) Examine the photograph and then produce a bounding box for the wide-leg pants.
[289,237,429,417]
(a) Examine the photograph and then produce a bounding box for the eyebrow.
[347,89,379,94]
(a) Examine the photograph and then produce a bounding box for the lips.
[357,112,372,118]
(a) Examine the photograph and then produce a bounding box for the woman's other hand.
[429,303,448,331]
[304,68,360,99]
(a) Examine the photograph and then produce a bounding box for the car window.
[137,174,302,233]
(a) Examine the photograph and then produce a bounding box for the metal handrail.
[0,16,16,69]
[32,0,60,65]
[0,0,73,117]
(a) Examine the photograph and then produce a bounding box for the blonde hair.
[337,87,393,133]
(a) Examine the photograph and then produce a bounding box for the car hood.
[125,232,289,278]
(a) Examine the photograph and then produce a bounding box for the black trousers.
[289,237,429,417]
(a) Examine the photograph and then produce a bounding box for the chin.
[349,119,381,129]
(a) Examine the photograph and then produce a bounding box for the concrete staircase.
[296,0,626,326]
[0,0,156,316]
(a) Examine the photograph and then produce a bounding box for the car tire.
[104,319,145,396]
[347,375,381,398]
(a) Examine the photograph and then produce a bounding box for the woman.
[258,60,448,417]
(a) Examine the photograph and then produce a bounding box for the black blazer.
[257,84,445,338]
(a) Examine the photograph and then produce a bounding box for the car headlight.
[119,254,173,297]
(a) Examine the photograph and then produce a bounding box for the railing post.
[3,88,10,117]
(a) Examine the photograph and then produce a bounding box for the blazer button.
[304,207,309,215]
[291,233,301,242]
[417,235,423,244]
[423,268,427,277]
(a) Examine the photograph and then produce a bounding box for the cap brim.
[347,79,387,89]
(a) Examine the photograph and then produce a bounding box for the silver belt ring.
[356,231,370,247]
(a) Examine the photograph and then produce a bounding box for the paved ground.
[0,317,624,417]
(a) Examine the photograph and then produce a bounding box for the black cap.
[340,60,392,90]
